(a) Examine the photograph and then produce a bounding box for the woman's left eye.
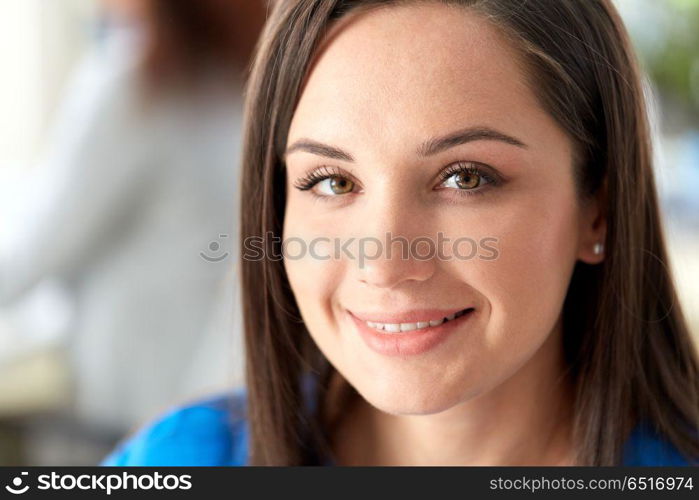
[438,163,497,193]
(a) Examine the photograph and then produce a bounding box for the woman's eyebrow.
[417,126,528,156]
[285,140,355,162]
[284,126,527,161]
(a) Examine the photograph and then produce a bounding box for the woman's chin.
[355,379,472,416]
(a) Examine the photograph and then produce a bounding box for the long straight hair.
[239,0,699,465]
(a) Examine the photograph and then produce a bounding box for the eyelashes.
[293,165,348,191]
[292,161,503,201]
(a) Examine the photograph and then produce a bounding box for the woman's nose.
[356,243,436,289]
[350,196,437,289]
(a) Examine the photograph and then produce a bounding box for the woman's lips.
[347,307,475,357]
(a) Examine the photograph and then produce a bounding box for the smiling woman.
[275,1,606,466]
[238,0,699,466]
[102,0,699,467]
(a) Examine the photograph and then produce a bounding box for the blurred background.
[0,0,696,466]
[0,0,267,465]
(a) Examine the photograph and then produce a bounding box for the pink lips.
[347,307,475,357]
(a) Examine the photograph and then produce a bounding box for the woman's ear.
[577,181,607,265]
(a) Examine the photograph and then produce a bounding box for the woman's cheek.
[283,208,347,339]
[468,191,580,347]
[284,248,342,358]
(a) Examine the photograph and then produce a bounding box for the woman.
[103,0,699,466]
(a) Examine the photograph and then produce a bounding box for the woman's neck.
[328,321,577,466]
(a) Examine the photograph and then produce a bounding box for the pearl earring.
[593,242,604,255]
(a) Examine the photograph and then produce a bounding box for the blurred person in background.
[0,0,267,459]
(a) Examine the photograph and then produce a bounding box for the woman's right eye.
[315,175,355,196]
[292,166,359,198]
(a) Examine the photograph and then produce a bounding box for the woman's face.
[283,3,600,415]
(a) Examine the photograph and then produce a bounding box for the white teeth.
[364,309,471,333]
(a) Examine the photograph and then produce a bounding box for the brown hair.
[136,0,268,87]
[239,0,699,465]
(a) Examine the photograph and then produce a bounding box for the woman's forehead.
[288,2,564,163]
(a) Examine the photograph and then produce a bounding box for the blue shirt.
[101,388,694,466]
